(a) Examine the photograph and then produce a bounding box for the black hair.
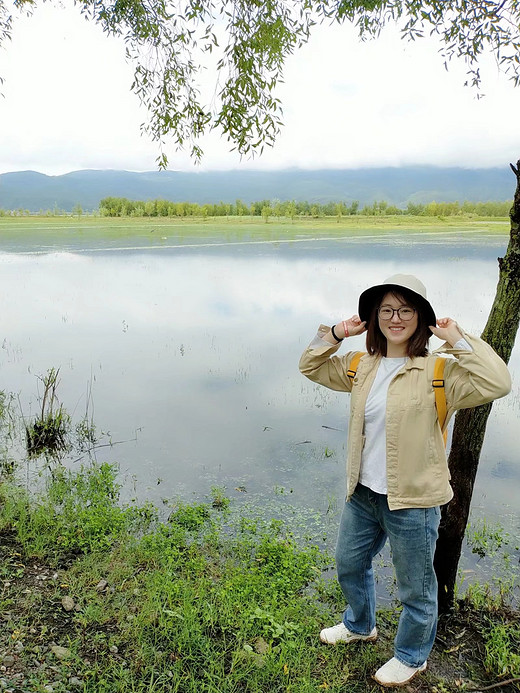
[365,289,430,357]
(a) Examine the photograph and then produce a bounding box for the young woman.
[299,274,511,687]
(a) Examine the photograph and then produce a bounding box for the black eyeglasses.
[378,306,416,321]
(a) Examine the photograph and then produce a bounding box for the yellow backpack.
[347,352,448,446]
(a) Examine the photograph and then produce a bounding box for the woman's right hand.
[340,315,367,338]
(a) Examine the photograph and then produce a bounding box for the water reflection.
[0,235,517,539]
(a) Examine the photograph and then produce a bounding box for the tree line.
[98,197,512,219]
[0,198,511,218]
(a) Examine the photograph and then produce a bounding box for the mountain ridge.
[0,166,514,213]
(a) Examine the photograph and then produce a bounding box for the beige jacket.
[299,325,511,510]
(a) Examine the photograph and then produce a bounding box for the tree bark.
[434,160,520,615]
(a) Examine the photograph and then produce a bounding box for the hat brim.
[358,284,436,333]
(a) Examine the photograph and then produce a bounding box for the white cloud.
[0,3,519,174]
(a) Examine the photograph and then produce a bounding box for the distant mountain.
[0,166,514,213]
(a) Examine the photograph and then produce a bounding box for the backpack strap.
[347,351,449,447]
[347,351,365,380]
[433,357,448,446]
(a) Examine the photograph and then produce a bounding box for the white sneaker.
[319,622,377,645]
[373,657,427,687]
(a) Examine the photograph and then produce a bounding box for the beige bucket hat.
[358,274,437,331]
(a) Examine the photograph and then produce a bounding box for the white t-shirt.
[359,357,406,494]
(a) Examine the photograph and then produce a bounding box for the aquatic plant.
[25,368,70,459]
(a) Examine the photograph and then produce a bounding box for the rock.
[96,579,108,592]
[68,677,83,688]
[13,642,23,653]
[254,637,269,655]
[239,647,265,669]
[1,656,15,668]
[109,645,118,654]
[51,646,71,660]
[44,686,53,693]
[61,596,75,612]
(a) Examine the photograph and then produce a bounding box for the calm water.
[0,231,518,554]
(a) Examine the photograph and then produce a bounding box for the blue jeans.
[335,484,441,667]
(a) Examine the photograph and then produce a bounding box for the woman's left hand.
[430,317,463,346]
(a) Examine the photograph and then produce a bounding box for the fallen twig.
[465,677,520,691]
[71,436,138,463]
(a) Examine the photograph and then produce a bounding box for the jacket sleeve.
[299,324,360,392]
[438,330,511,411]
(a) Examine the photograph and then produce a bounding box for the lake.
[0,223,518,581]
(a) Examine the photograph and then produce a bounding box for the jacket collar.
[363,354,427,371]
[404,356,427,371]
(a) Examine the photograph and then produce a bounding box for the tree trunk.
[434,160,520,615]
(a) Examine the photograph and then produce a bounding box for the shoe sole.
[320,633,378,645]
[372,663,427,687]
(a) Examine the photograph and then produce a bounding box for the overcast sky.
[1,2,520,175]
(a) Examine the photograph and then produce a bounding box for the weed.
[25,368,70,459]
[0,462,156,557]
[325,493,337,514]
[75,416,98,453]
[483,621,520,677]
[466,517,508,558]
[210,485,230,511]
[168,502,211,530]
[464,581,500,611]
[0,390,18,477]
[249,606,301,642]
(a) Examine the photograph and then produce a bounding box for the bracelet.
[342,320,349,338]
[331,324,343,343]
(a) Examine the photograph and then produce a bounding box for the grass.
[0,462,519,693]
[0,213,510,254]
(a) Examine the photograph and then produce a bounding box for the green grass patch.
[483,621,520,678]
[0,464,519,692]
[0,214,510,254]
[0,463,157,557]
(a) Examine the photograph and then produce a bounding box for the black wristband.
[331,324,343,343]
